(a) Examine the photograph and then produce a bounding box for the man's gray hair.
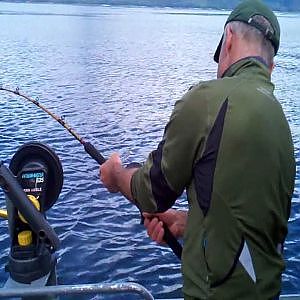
[226,15,275,67]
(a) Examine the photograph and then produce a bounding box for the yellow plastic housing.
[18,195,40,223]
[18,230,32,246]
[0,209,8,219]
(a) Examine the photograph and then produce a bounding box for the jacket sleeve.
[131,87,208,213]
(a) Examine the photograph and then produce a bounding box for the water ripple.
[0,3,298,299]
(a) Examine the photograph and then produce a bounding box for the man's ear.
[223,25,234,54]
[270,62,275,73]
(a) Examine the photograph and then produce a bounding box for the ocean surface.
[0,2,299,299]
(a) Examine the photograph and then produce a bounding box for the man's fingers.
[99,153,121,193]
[155,222,165,243]
[145,217,165,243]
[146,217,159,237]
[143,216,151,227]
[151,220,162,241]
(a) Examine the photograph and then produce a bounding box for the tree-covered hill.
[4,0,300,11]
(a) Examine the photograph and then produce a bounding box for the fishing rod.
[0,86,182,260]
[0,86,106,165]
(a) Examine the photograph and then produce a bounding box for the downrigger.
[0,142,63,299]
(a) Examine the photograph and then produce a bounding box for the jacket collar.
[222,56,270,79]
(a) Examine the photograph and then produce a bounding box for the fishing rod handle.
[140,213,182,260]
[127,164,183,260]
[84,142,106,165]
[163,223,182,259]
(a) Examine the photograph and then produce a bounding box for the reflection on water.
[0,3,299,298]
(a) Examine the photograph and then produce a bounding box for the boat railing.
[0,282,154,299]
[0,282,299,299]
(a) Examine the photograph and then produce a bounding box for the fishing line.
[0,85,182,259]
[0,86,105,164]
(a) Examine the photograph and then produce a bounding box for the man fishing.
[99,0,296,299]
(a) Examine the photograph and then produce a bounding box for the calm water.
[0,2,299,299]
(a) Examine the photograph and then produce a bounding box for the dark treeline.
[5,0,300,11]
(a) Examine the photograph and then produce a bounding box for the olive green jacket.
[131,57,296,299]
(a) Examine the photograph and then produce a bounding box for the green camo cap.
[214,0,280,63]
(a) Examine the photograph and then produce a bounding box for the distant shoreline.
[1,0,300,12]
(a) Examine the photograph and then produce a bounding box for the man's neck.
[221,56,269,78]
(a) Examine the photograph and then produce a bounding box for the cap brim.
[214,34,224,63]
